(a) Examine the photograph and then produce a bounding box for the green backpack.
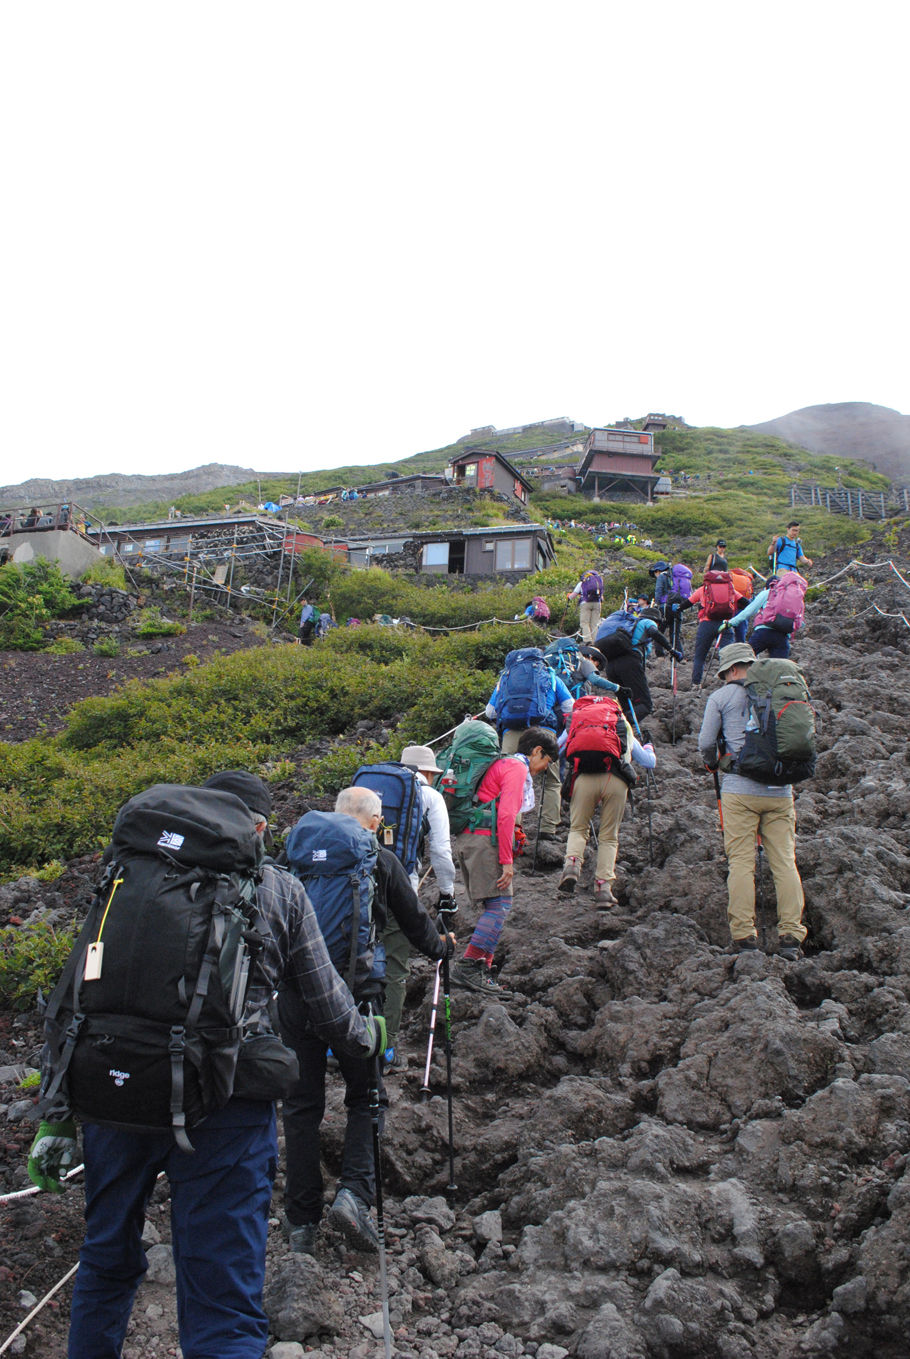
[733,658,816,785]
[434,720,502,835]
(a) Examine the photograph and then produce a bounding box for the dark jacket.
[594,634,653,722]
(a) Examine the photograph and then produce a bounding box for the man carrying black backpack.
[28,770,387,1359]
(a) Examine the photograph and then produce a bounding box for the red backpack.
[565,695,634,785]
[701,570,737,621]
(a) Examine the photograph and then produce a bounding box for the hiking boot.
[327,1188,379,1253]
[778,935,803,962]
[537,830,559,843]
[594,882,618,907]
[558,857,579,894]
[733,936,759,952]
[451,958,513,998]
[282,1214,318,1256]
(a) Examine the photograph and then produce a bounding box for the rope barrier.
[0,1164,84,1204]
[0,1264,79,1355]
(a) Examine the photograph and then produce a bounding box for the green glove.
[28,1119,78,1193]
[364,1013,388,1061]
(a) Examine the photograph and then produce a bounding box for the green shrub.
[81,558,129,590]
[93,636,121,657]
[0,921,77,1011]
[45,637,85,654]
[134,607,186,637]
[0,559,81,650]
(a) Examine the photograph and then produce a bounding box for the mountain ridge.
[748,401,910,482]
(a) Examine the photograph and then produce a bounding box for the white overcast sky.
[2,2,907,484]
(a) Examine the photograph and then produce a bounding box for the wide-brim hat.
[400,744,443,775]
[716,643,757,677]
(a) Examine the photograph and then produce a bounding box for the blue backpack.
[352,761,425,875]
[493,647,555,730]
[595,610,638,644]
[284,810,382,993]
[544,637,584,699]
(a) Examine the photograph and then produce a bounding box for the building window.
[422,542,449,567]
[494,538,531,571]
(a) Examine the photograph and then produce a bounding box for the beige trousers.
[565,770,629,885]
[579,600,602,645]
[721,791,806,942]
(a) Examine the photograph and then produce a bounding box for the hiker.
[703,539,729,573]
[594,631,655,725]
[769,520,813,573]
[558,696,657,905]
[486,648,574,842]
[567,569,604,644]
[689,569,745,686]
[523,596,551,623]
[380,744,458,1072]
[739,572,808,658]
[697,645,807,958]
[728,567,755,642]
[576,645,622,696]
[28,771,388,1359]
[279,785,453,1255]
[298,597,317,645]
[451,726,559,995]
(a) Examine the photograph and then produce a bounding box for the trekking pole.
[625,699,659,797]
[670,652,678,745]
[440,937,457,1197]
[711,769,724,832]
[624,698,654,865]
[369,1053,393,1359]
[529,772,546,876]
[420,963,442,1100]
[755,834,768,951]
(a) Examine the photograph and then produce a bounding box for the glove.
[437,893,458,918]
[27,1119,78,1193]
[363,1013,388,1062]
[703,758,719,772]
[618,687,633,704]
[672,648,683,661]
[436,928,456,959]
[639,728,653,746]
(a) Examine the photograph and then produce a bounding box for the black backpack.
[38,785,293,1150]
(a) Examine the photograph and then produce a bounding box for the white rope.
[813,558,910,588]
[0,1262,79,1355]
[0,1164,84,1204]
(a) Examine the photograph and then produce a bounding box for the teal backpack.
[434,720,502,835]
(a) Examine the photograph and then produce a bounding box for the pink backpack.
[755,573,807,634]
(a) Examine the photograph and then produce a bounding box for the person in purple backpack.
[567,570,604,644]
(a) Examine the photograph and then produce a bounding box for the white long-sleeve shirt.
[410,771,456,895]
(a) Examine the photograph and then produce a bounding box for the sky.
[2,2,907,485]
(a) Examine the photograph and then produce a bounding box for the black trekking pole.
[369,1052,393,1359]
[711,769,724,833]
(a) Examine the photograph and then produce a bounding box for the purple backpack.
[580,571,603,602]
[670,563,693,598]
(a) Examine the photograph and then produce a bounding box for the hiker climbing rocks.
[451,726,559,996]
[689,569,746,686]
[738,572,808,658]
[567,569,604,644]
[697,644,808,959]
[769,520,813,573]
[29,772,387,1359]
[379,744,458,1073]
[703,539,729,573]
[487,647,574,842]
[279,786,453,1255]
[558,695,657,906]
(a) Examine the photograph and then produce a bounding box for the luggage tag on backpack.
[84,942,104,981]
[383,825,394,846]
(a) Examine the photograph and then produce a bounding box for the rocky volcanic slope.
[1,538,909,1358]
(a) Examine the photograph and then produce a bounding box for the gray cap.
[400,744,442,774]
[716,643,757,676]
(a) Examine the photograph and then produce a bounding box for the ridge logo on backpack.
[732,658,816,785]
[284,810,381,994]
[580,570,603,601]
[38,785,275,1150]
[492,648,555,730]
[754,573,807,635]
[434,719,502,835]
[564,695,636,785]
[701,570,737,621]
[351,761,425,874]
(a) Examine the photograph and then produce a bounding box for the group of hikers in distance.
[23,517,816,1359]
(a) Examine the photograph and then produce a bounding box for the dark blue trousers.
[691,620,737,684]
[69,1102,277,1359]
[278,990,387,1226]
[749,625,791,658]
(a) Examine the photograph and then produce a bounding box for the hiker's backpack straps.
[493,648,555,731]
[351,762,424,874]
[754,573,807,634]
[701,570,737,621]
[564,695,636,790]
[580,570,603,601]
[731,658,816,785]
[434,719,502,835]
